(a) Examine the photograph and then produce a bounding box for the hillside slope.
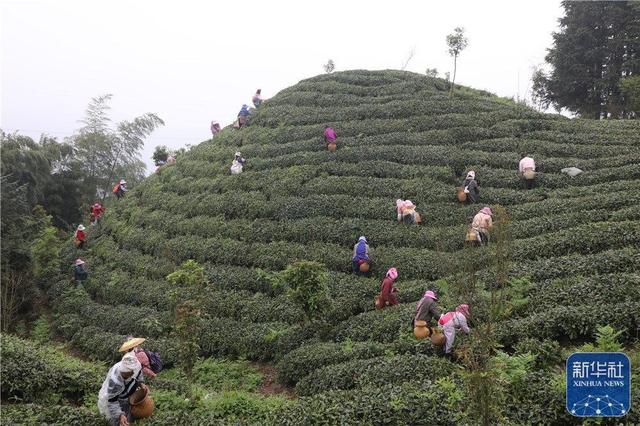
[52,70,640,424]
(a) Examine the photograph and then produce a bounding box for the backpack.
[143,349,163,374]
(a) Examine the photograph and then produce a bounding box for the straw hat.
[119,337,146,353]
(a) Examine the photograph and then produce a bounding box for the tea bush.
[271,382,455,426]
[296,354,456,396]
[0,404,106,426]
[276,341,388,385]
[0,334,104,404]
[46,69,640,423]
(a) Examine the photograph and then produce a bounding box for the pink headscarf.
[415,290,438,317]
[396,199,415,214]
[386,268,398,280]
[480,207,493,216]
[456,304,470,317]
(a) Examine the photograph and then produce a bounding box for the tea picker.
[458,170,479,204]
[74,224,86,249]
[465,206,493,246]
[73,258,88,282]
[235,104,251,129]
[396,199,422,225]
[120,336,163,379]
[375,268,399,309]
[230,151,246,174]
[324,125,338,151]
[252,89,263,108]
[90,202,105,226]
[113,179,127,199]
[351,236,371,276]
[519,153,536,189]
[211,120,221,136]
[98,351,146,426]
[438,304,471,360]
[413,290,441,339]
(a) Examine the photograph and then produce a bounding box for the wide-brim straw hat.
[119,337,146,352]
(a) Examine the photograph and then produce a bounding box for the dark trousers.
[402,213,415,225]
[524,178,535,190]
[479,230,489,245]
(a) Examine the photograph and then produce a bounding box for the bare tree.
[401,47,416,71]
[446,27,469,94]
[425,68,439,78]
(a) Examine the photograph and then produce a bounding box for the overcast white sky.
[1,0,563,172]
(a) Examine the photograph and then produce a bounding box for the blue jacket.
[74,265,88,281]
[352,241,369,261]
[238,105,250,117]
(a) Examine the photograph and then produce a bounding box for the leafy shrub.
[513,338,562,369]
[31,225,62,284]
[138,392,289,425]
[271,261,330,322]
[192,359,263,392]
[497,301,640,346]
[579,325,624,352]
[296,354,456,396]
[31,315,52,345]
[0,404,106,426]
[199,319,311,361]
[276,341,387,385]
[0,334,104,404]
[271,382,455,426]
[333,304,415,343]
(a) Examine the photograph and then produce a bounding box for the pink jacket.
[519,157,535,173]
[135,350,156,378]
[438,311,470,333]
[472,212,492,230]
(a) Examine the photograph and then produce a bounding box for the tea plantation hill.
[48,70,640,424]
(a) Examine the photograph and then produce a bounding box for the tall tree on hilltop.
[533,1,640,118]
[446,27,469,95]
[71,94,164,200]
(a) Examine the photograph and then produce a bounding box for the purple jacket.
[324,127,337,142]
